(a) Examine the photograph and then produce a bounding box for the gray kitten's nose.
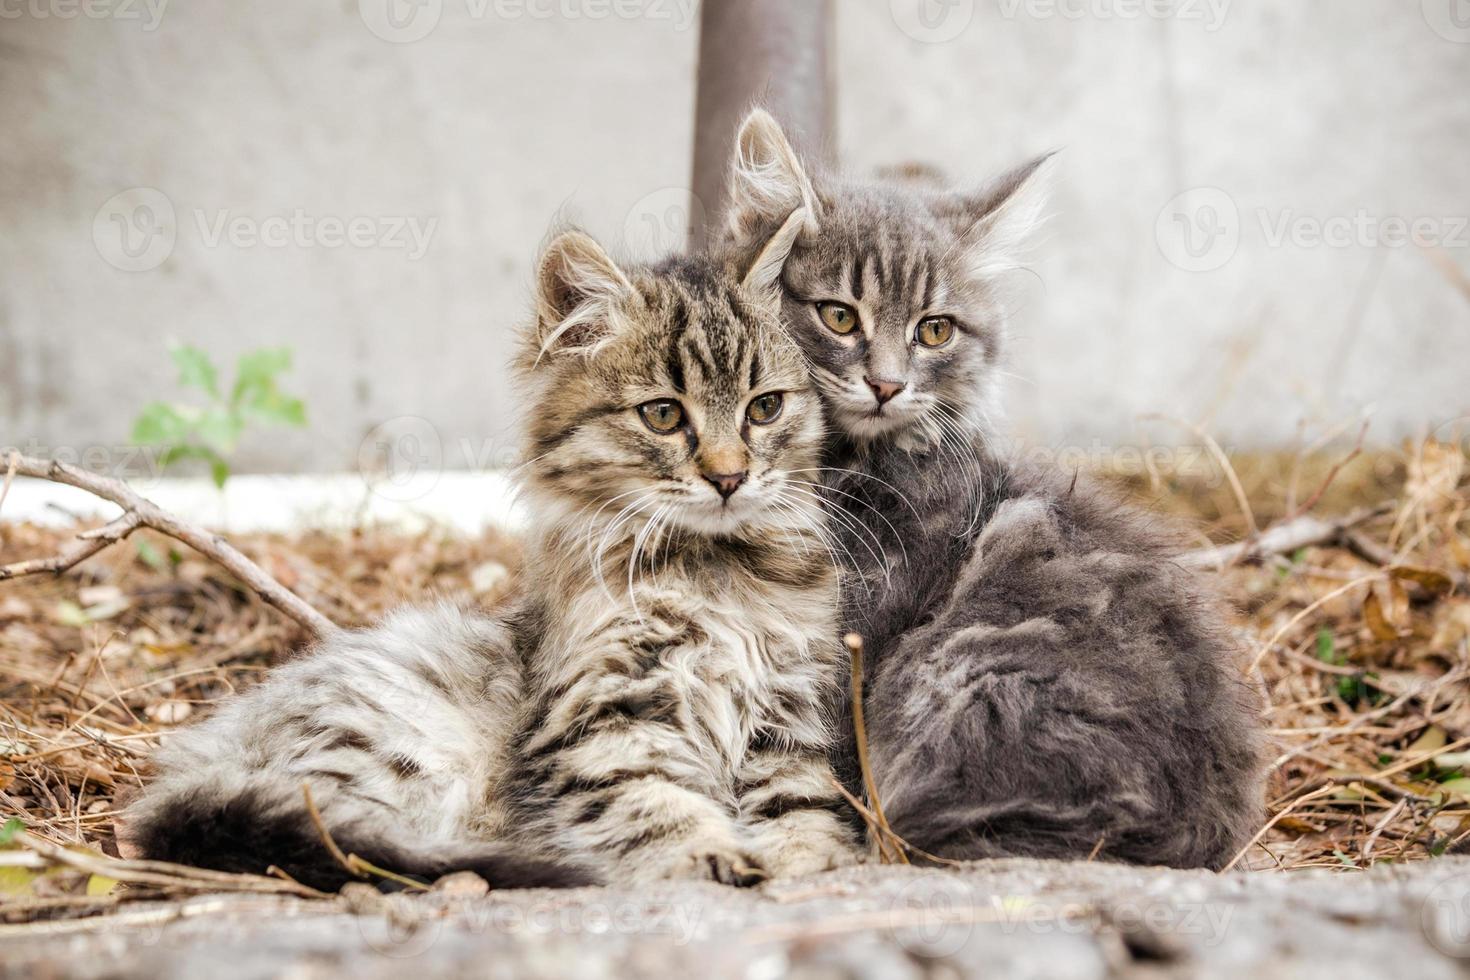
[704,471,747,500]
[866,377,906,405]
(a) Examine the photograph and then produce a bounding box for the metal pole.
[689,0,833,251]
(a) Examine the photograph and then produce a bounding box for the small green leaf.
[248,392,307,428]
[0,817,25,846]
[195,406,244,454]
[170,344,219,398]
[210,457,230,489]
[131,402,190,446]
[1316,629,1339,665]
[232,348,293,407]
[136,539,167,573]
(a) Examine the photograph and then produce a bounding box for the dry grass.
[0,436,1467,920]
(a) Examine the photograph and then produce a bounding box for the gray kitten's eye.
[916,316,955,348]
[746,392,784,425]
[638,399,685,433]
[816,302,859,336]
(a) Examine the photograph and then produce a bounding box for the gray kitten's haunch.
[722,110,1265,870]
[126,215,859,888]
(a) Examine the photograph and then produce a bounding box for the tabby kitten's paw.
[757,829,862,879]
[653,843,767,887]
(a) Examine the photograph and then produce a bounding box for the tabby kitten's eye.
[638,399,685,433]
[746,392,784,425]
[916,316,955,348]
[817,302,860,336]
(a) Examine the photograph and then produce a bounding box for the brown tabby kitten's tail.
[121,603,597,892]
[126,785,596,891]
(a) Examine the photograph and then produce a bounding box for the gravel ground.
[3,858,1469,979]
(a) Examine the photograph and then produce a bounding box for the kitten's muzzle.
[865,376,907,406]
[703,471,748,500]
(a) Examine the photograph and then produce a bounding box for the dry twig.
[0,453,338,639]
[845,633,907,865]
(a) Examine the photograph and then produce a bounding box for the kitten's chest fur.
[526,538,843,761]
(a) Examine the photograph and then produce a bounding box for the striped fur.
[501,240,859,883]
[124,227,860,888]
[720,110,1266,870]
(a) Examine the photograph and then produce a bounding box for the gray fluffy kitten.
[720,110,1266,870]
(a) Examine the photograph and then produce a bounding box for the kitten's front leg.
[738,746,862,878]
[519,660,764,886]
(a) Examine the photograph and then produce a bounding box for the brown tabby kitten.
[124,213,860,888]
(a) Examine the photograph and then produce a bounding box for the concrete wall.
[1,0,1467,477]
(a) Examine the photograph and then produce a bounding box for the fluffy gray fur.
[719,110,1266,870]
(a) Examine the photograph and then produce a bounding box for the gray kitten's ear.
[954,151,1056,280]
[533,230,636,359]
[725,109,821,244]
[741,206,809,294]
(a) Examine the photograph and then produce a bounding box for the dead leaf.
[1364,591,1399,642]
[1390,565,1456,597]
[1407,726,1448,756]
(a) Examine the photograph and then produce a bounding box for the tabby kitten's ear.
[533,230,637,361]
[948,152,1056,281]
[725,109,821,244]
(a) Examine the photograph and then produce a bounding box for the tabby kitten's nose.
[866,377,906,405]
[704,471,747,500]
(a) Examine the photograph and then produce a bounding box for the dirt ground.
[0,438,1467,953]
